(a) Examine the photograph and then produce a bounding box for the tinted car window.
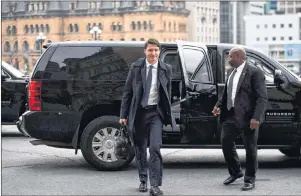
[224,52,274,84]
[182,48,205,79]
[43,46,145,80]
[192,62,210,83]
[162,53,181,80]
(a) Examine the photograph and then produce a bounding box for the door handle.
[187,92,199,99]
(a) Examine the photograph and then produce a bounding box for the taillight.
[28,80,41,111]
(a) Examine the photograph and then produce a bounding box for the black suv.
[1,61,28,126]
[18,41,301,170]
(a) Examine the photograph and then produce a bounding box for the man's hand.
[212,106,221,116]
[250,119,259,130]
[119,119,127,125]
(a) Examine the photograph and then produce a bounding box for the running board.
[161,144,292,149]
[29,139,73,149]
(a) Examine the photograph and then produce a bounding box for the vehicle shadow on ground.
[1,131,25,137]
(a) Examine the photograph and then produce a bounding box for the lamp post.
[36,32,46,54]
[89,26,102,40]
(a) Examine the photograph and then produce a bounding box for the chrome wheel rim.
[92,127,120,162]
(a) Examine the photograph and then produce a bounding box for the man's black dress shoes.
[241,183,255,191]
[223,173,244,185]
[139,182,148,192]
[150,186,163,196]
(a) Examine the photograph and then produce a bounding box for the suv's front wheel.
[80,116,135,170]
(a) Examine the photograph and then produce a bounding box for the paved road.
[1,125,301,195]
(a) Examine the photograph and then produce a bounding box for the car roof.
[48,41,261,52]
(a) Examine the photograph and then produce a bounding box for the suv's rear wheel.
[80,116,135,170]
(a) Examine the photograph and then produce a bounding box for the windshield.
[269,57,301,81]
[1,61,25,78]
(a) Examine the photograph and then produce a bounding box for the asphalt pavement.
[1,125,301,195]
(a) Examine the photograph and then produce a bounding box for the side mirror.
[274,69,285,86]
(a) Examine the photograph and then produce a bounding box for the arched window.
[4,41,11,52]
[22,41,29,51]
[35,40,41,51]
[118,22,122,32]
[98,23,103,30]
[30,25,34,33]
[87,23,91,32]
[75,24,79,32]
[12,26,17,35]
[24,25,29,34]
[137,21,141,30]
[131,21,136,30]
[149,21,154,30]
[69,24,73,32]
[143,21,147,30]
[40,24,45,33]
[140,38,145,41]
[35,24,39,32]
[111,22,116,31]
[45,24,50,33]
[6,26,11,35]
[13,41,18,52]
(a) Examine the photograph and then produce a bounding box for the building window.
[118,23,122,32]
[46,24,50,33]
[289,23,293,28]
[6,26,11,35]
[289,36,293,40]
[131,21,136,30]
[69,24,73,32]
[281,37,284,40]
[75,24,79,32]
[24,25,29,34]
[35,24,39,32]
[98,23,103,30]
[143,21,147,30]
[140,38,145,41]
[264,37,268,41]
[40,24,44,32]
[30,25,34,33]
[272,24,276,28]
[132,38,136,41]
[22,41,29,51]
[256,37,260,41]
[4,41,11,52]
[112,22,116,31]
[280,24,284,28]
[264,24,268,28]
[169,22,171,31]
[12,26,17,35]
[137,21,142,30]
[149,21,153,30]
[272,37,276,41]
[13,41,18,52]
[256,24,260,28]
[35,40,41,51]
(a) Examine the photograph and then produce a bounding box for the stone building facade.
[2,1,189,72]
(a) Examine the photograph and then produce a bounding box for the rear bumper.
[16,112,30,137]
[17,110,81,143]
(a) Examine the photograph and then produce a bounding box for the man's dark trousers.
[134,106,163,186]
[221,108,259,184]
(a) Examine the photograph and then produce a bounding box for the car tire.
[80,115,135,171]
[279,147,301,157]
